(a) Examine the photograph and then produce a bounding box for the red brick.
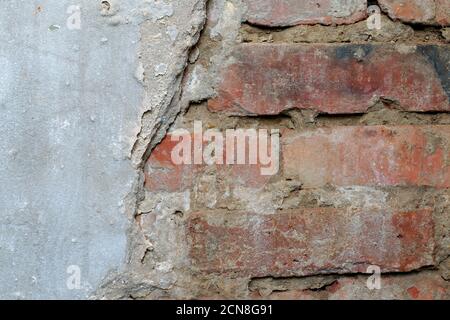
[145,132,274,192]
[243,0,367,27]
[379,0,450,25]
[144,132,199,192]
[282,126,450,188]
[187,209,435,277]
[208,44,449,115]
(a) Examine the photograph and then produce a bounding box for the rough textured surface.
[95,0,209,300]
[2,0,449,300]
[209,44,449,115]
[283,126,450,188]
[0,0,207,299]
[144,132,272,192]
[188,209,435,277]
[243,0,368,26]
[249,271,449,300]
[240,15,417,43]
[379,0,450,26]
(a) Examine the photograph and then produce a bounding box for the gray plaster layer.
[0,0,144,299]
[0,0,208,299]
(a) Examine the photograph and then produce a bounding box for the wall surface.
[0,0,144,299]
[0,0,449,300]
[0,0,205,299]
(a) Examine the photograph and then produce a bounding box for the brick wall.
[138,0,450,300]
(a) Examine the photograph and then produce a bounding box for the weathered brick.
[145,132,274,192]
[208,44,449,115]
[283,126,450,188]
[187,209,435,277]
[243,0,368,27]
[250,272,449,300]
[144,133,199,192]
[379,0,450,25]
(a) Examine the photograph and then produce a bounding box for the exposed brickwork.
[208,44,449,115]
[138,0,450,300]
[147,126,450,191]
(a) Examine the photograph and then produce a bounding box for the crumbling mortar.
[239,11,448,44]
[248,267,444,297]
[94,0,211,300]
[182,101,450,132]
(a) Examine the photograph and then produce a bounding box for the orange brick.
[283,126,450,188]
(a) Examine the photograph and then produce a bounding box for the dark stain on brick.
[418,45,450,100]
